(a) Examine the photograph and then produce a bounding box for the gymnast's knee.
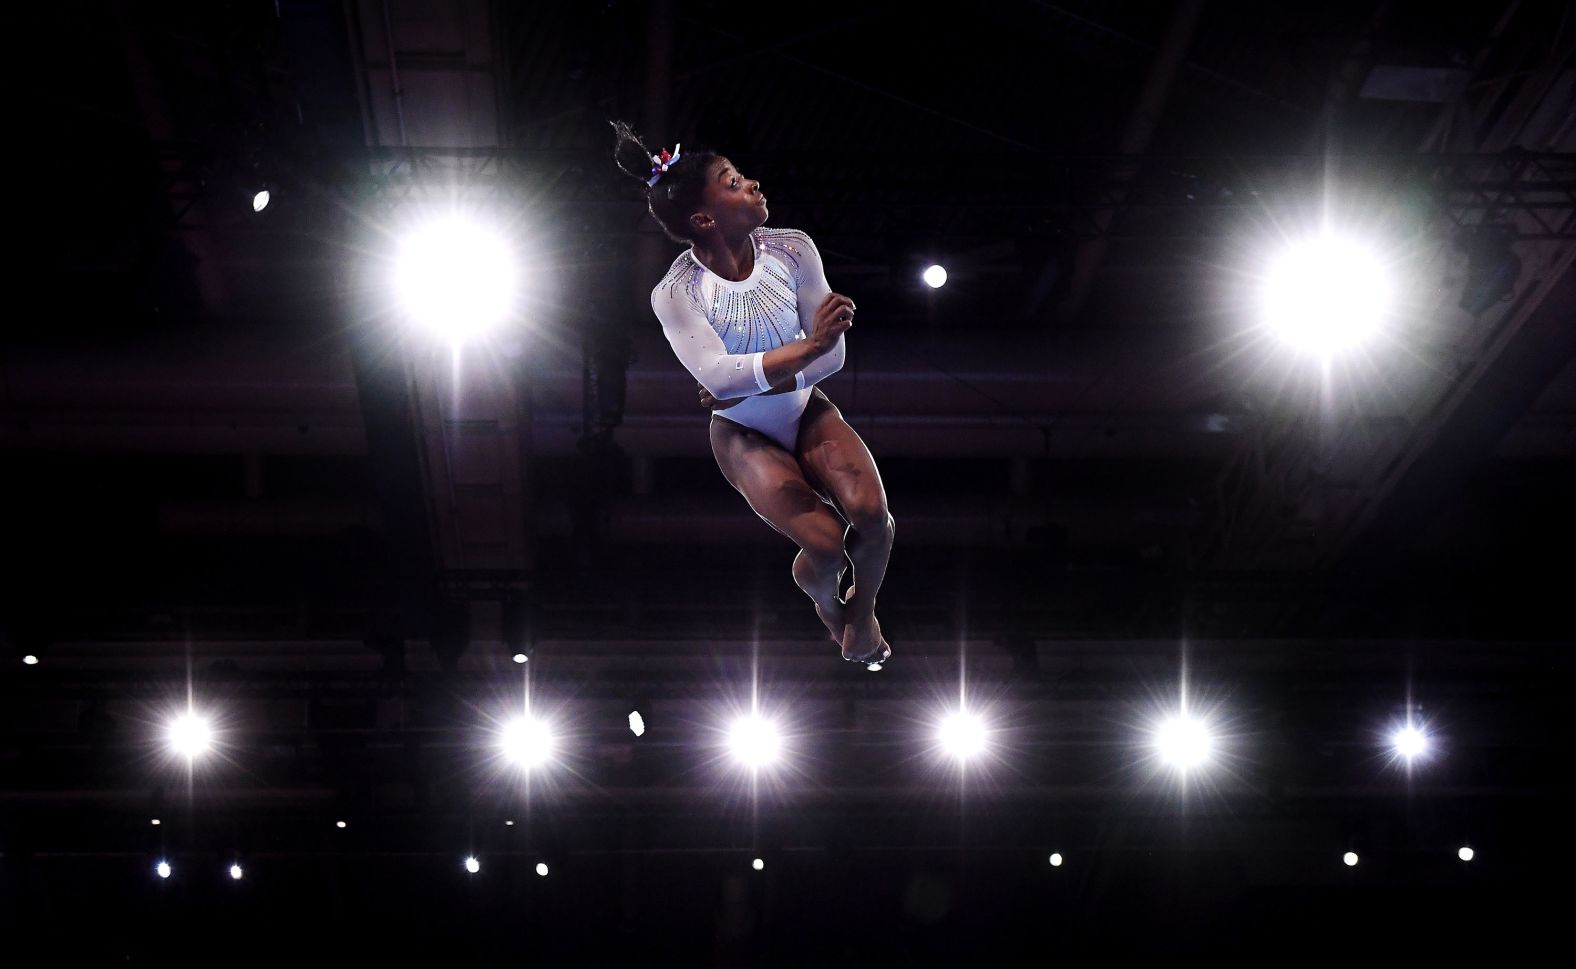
[847,505,894,537]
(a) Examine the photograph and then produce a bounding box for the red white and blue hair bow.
[647,143,682,187]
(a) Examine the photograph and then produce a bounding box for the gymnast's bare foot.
[840,608,890,665]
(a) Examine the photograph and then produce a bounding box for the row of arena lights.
[153,706,1438,772]
[180,209,1386,359]
[145,845,1479,882]
[238,174,1436,360]
[151,856,552,881]
[147,702,1453,881]
[231,170,1433,364]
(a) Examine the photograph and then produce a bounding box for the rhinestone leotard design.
[650,227,846,452]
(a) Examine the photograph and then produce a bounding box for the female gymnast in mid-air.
[612,120,894,667]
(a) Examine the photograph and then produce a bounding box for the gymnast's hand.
[698,382,743,411]
[809,292,855,354]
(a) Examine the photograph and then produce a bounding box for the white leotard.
[650,227,847,452]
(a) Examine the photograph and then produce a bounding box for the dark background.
[3,0,1572,963]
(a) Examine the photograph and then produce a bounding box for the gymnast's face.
[691,157,768,239]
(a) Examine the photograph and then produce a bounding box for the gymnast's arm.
[652,286,833,400]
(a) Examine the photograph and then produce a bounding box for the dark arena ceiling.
[2,0,1573,963]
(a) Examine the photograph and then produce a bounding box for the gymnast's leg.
[709,413,852,646]
[795,389,894,664]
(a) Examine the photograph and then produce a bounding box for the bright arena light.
[464,856,481,874]
[1343,852,1360,867]
[22,655,38,665]
[1155,715,1213,771]
[1049,853,1064,868]
[336,821,347,829]
[922,264,948,289]
[501,715,556,768]
[535,863,549,877]
[937,710,988,760]
[252,190,270,213]
[752,858,765,871]
[229,864,244,880]
[1262,234,1389,356]
[167,712,213,760]
[394,217,517,343]
[512,653,529,664]
[1458,846,1475,862]
[628,711,646,737]
[156,861,172,879]
[728,713,783,769]
[1392,725,1429,761]
[150,819,161,826]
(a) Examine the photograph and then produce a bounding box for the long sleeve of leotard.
[651,283,773,401]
